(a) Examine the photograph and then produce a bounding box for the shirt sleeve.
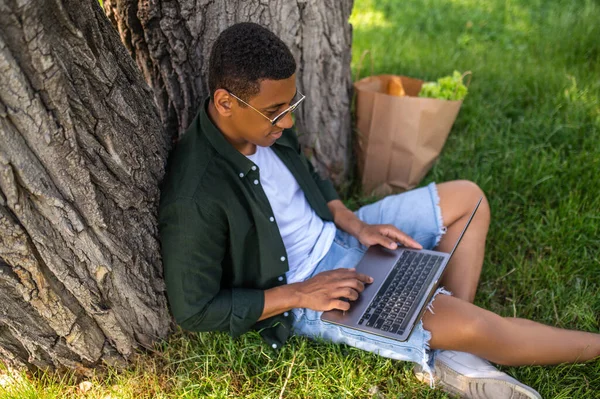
[304,154,339,203]
[286,128,339,203]
[158,197,265,337]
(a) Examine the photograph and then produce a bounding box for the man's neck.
[207,100,256,155]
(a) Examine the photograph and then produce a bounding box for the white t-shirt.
[246,146,336,283]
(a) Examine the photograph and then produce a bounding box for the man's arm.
[304,153,339,203]
[257,198,420,319]
[160,197,372,329]
[298,142,418,250]
[327,199,367,238]
[327,199,422,250]
[159,198,264,336]
[259,268,373,320]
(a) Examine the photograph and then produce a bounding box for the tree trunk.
[103,0,354,183]
[0,0,171,373]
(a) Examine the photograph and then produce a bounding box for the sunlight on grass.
[563,75,600,123]
[349,9,391,29]
[351,1,600,396]
[2,0,599,398]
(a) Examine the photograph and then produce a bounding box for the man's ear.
[213,89,234,117]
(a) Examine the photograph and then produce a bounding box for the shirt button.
[251,165,257,171]
[278,276,284,282]
[239,172,244,178]
[272,343,278,349]
[284,312,289,317]
[269,216,275,222]
[253,179,259,185]
[280,256,286,262]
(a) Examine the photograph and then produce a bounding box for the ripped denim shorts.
[291,182,450,382]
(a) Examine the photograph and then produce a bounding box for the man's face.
[227,74,297,150]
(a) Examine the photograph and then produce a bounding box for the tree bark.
[0,0,354,373]
[103,0,354,182]
[0,0,171,372]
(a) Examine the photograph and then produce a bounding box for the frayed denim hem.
[422,286,453,388]
[427,182,447,248]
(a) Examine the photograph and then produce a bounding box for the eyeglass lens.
[272,92,304,125]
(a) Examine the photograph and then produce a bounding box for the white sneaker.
[414,350,542,399]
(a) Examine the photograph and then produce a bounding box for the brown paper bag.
[354,65,465,196]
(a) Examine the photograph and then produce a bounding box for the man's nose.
[275,111,295,129]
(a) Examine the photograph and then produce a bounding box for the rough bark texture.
[103,0,354,182]
[0,0,171,372]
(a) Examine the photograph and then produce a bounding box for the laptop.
[321,197,483,342]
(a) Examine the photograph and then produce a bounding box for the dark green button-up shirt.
[158,99,339,348]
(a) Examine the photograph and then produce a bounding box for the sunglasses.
[227,90,306,126]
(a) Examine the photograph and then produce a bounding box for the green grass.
[2,0,599,397]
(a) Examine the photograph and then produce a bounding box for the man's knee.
[425,296,497,350]
[437,180,491,224]
[458,312,495,342]
[457,313,520,365]
[447,180,486,203]
[457,179,490,222]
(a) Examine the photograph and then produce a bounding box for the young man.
[158,23,600,398]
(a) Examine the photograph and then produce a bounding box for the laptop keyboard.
[358,251,444,335]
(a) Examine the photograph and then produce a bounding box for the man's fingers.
[331,299,351,311]
[327,268,356,277]
[335,278,365,293]
[355,272,374,284]
[385,225,422,249]
[327,268,373,284]
[403,235,422,249]
[377,235,398,250]
[330,287,359,301]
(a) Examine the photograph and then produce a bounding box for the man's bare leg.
[417,181,599,399]
[423,294,600,365]
[435,180,491,303]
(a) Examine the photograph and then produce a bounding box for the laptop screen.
[449,197,483,258]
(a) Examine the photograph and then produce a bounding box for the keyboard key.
[357,253,445,333]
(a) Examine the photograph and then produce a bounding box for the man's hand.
[326,200,422,251]
[356,223,422,250]
[293,268,373,312]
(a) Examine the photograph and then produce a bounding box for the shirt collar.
[199,97,297,175]
[200,98,255,176]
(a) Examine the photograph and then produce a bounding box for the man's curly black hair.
[208,23,296,104]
